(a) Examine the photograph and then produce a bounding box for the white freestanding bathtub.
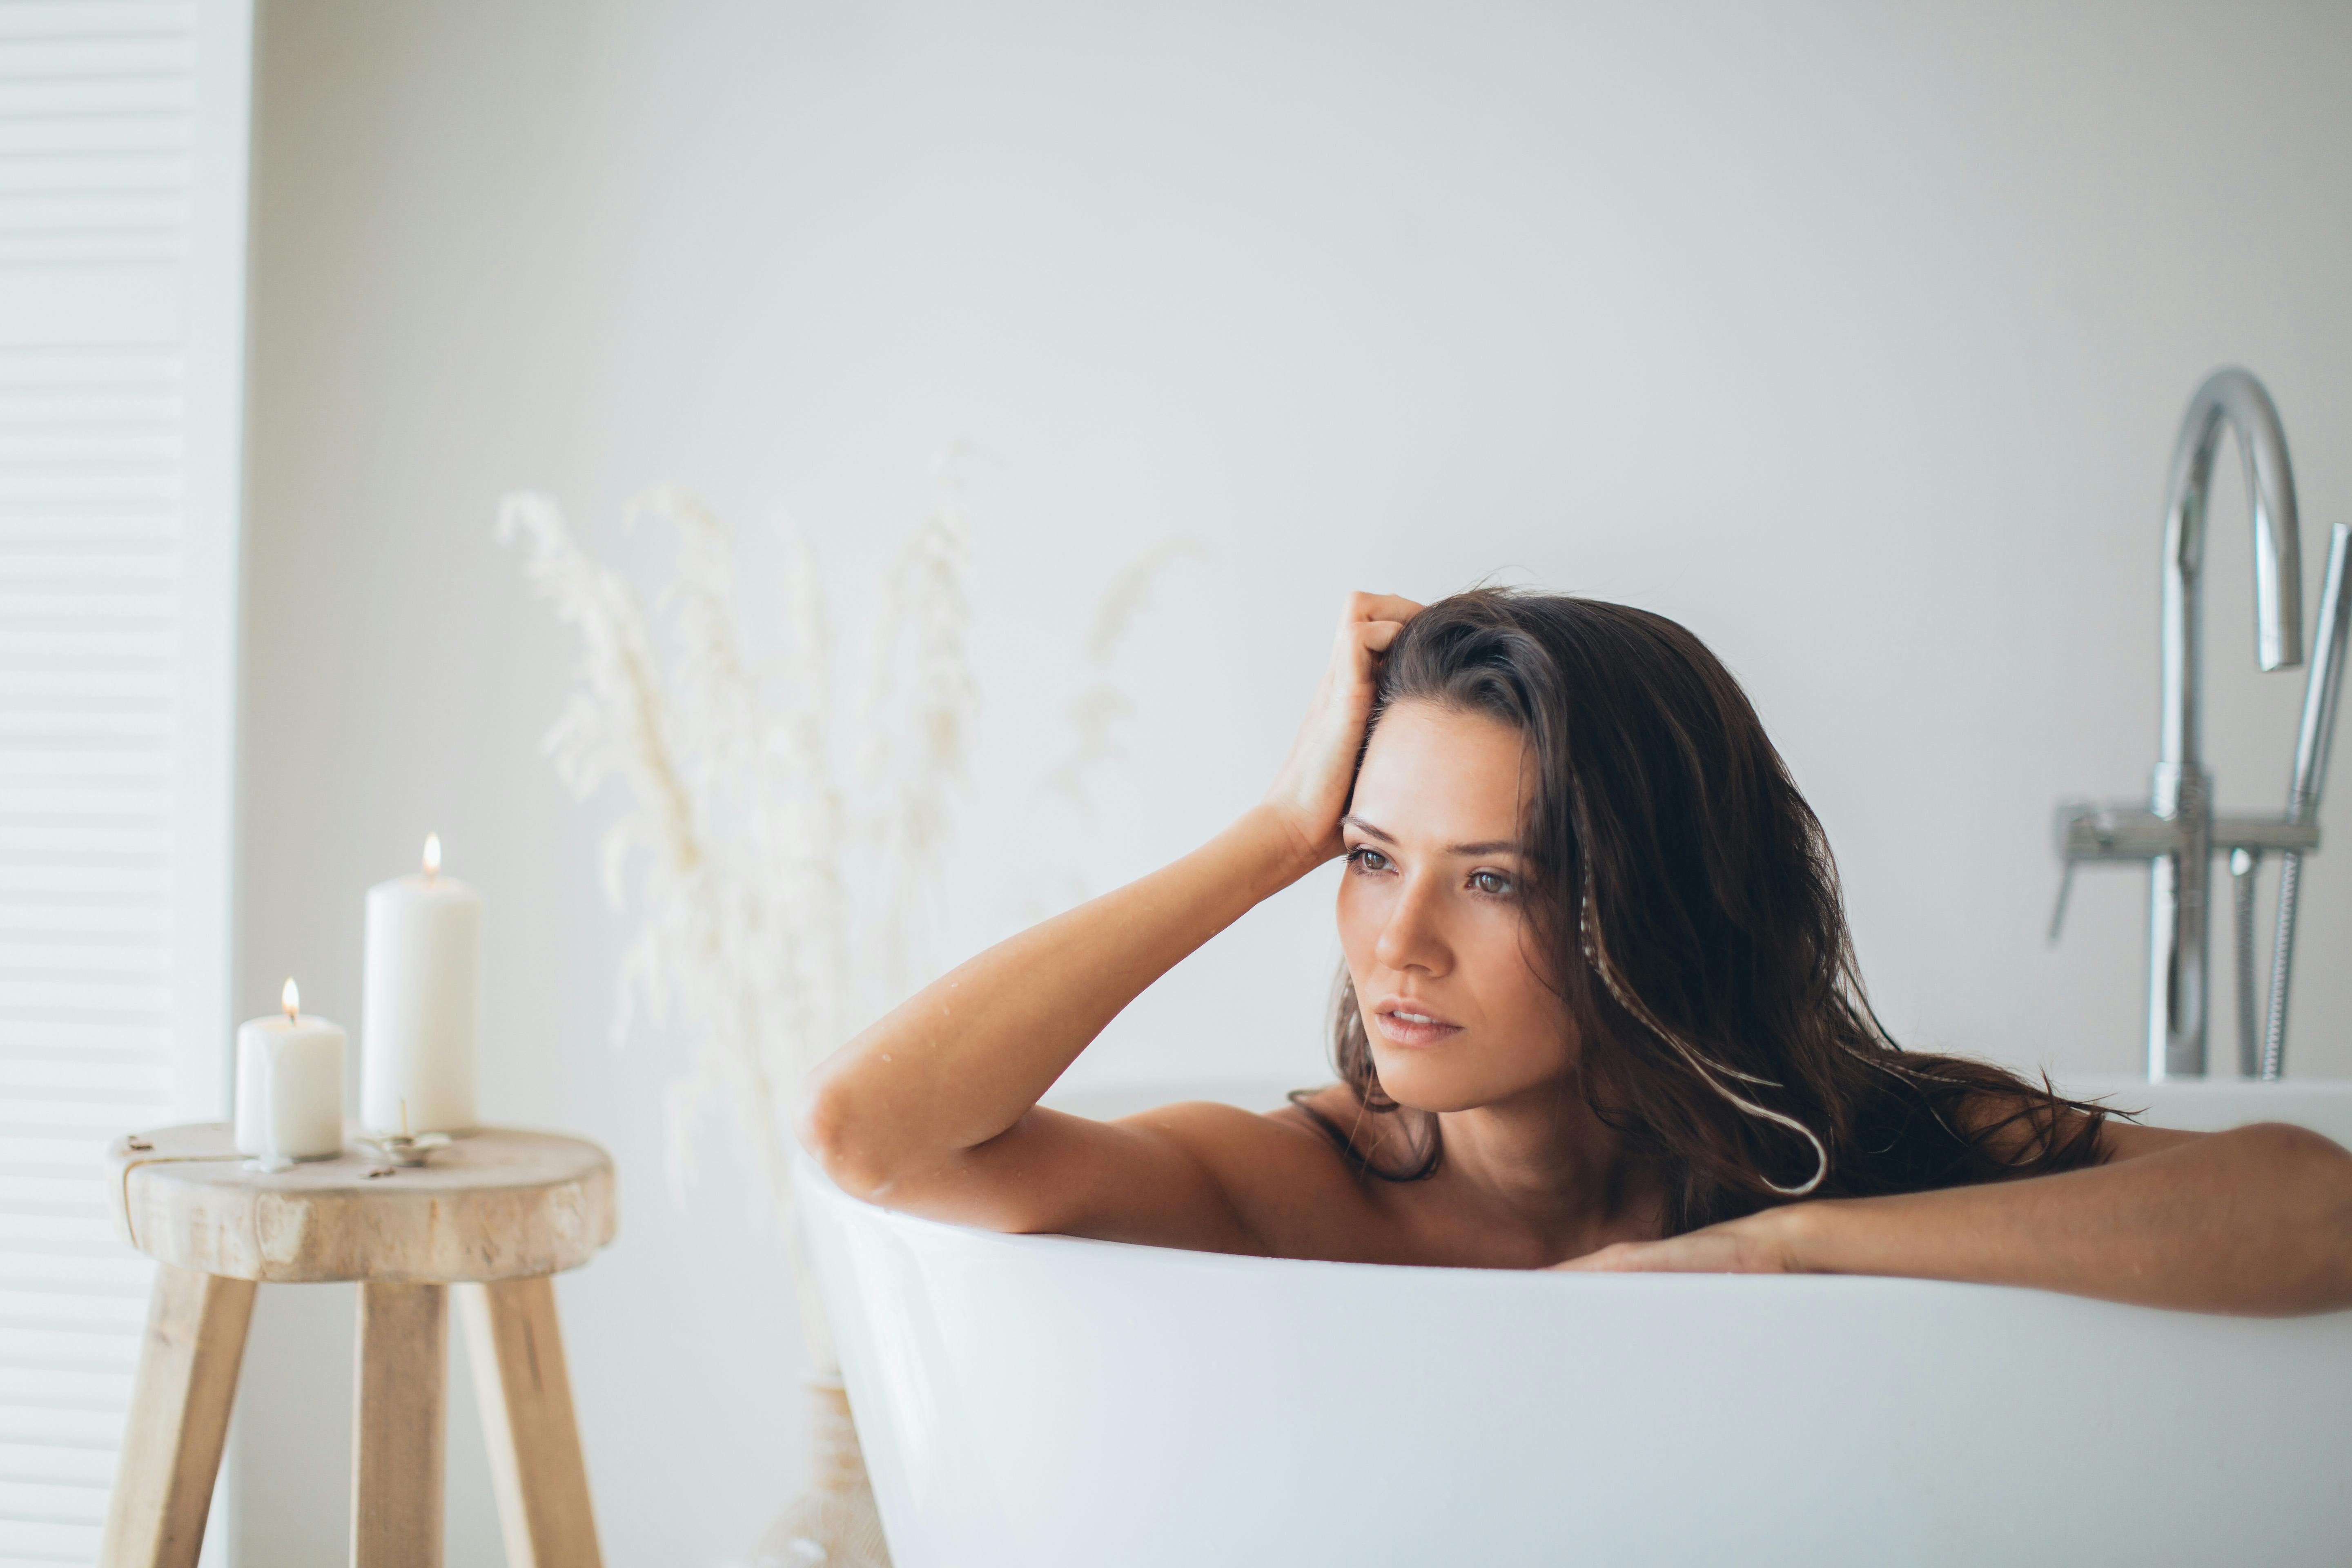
[796,1075,2352,1567]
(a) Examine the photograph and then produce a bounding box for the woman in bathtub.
[799,589,2352,1314]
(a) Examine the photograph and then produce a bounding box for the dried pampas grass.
[501,473,1197,1568]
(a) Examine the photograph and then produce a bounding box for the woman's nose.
[1372,872,1452,976]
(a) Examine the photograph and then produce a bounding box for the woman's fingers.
[1337,592,1425,640]
[1544,1220,1798,1274]
[1339,591,1423,675]
[1548,1241,1654,1272]
[1259,591,1426,865]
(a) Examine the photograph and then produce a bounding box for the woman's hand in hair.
[1261,590,1425,870]
[1546,1209,1804,1276]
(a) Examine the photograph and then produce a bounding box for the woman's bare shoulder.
[1109,1086,1407,1263]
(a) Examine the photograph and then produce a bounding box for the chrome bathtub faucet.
[2051,367,2352,1082]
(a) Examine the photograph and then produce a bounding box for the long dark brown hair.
[1287,588,2116,1235]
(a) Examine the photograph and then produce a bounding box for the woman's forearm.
[797,804,1320,1198]
[1779,1122,2352,1315]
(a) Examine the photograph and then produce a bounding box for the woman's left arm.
[1554,1120,2352,1316]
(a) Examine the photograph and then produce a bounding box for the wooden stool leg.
[351,1281,448,1568]
[99,1265,256,1568]
[457,1276,603,1568]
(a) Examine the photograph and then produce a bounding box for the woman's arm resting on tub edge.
[795,594,1419,1250]
[793,804,1316,1245]
[1554,1118,2352,1316]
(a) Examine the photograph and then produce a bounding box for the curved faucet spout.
[2057,368,2315,1082]
[2160,367,2304,766]
[2146,366,2305,1080]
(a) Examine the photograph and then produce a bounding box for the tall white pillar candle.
[234,978,347,1166]
[361,833,481,1135]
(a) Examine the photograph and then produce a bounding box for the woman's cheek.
[1477,920,1573,1068]
[1332,875,1383,974]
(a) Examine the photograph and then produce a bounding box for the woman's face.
[1336,698,1576,1111]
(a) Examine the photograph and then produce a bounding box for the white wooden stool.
[98,1125,619,1568]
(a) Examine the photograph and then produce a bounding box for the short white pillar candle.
[234,978,347,1168]
[361,832,481,1136]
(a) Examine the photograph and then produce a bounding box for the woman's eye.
[1470,870,1515,898]
[1344,846,1390,873]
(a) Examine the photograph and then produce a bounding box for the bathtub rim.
[791,1069,2352,1299]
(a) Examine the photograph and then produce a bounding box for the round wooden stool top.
[105,1124,618,1284]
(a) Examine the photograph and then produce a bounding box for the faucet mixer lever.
[2046,858,2076,946]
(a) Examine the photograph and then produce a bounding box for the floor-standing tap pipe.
[2150,368,2304,1079]
[2261,521,2352,1080]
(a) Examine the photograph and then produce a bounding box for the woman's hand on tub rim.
[1546,1204,1816,1275]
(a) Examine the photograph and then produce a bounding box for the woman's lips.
[1372,1005,1464,1047]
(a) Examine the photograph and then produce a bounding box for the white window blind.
[0,2,248,1563]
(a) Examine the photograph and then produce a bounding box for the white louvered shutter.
[0,3,249,1563]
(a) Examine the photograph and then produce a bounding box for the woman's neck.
[1430,1075,1663,1261]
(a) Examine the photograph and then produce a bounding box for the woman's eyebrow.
[1341,815,1521,856]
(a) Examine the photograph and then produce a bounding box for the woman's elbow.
[2238,1120,2352,1187]
[2236,1122,2352,1314]
[795,1069,895,1203]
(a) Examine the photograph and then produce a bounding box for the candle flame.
[423,833,442,880]
[282,978,299,1022]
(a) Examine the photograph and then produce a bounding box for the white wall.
[231,2,2352,1562]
